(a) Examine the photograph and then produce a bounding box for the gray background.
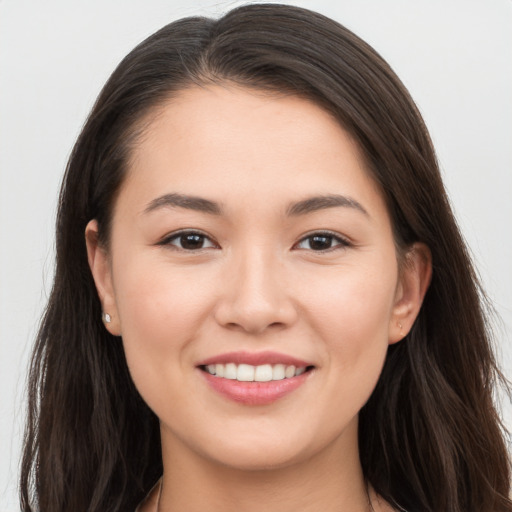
[1,0,511,510]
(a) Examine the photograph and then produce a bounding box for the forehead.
[119,85,388,222]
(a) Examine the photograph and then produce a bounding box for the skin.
[86,85,431,512]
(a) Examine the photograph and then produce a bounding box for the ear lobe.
[85,220,121,335]
[389,242,432,344]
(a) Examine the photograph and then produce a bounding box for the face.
[87,85,429,471]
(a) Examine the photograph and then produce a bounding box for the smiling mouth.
[200,363,314,382]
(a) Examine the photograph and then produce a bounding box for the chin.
[192,419,354,473]
[204,442,309,472]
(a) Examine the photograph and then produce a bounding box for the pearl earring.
[103,312,112,323]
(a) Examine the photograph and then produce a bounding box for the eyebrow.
[143,193,223,215]
[142,192,368,217]
[286,194,368,217]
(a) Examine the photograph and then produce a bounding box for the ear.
[388,242,432,344]
[85,220,121,336]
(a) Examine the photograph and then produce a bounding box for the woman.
[20,4,511,512]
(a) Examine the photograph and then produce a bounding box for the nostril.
[213,286,298,334]
[268,321,287,329]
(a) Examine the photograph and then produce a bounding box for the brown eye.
[309,235,333,251]
[163,231,217,251]
[295,232,350,251]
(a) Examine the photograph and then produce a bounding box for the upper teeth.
[205,363,306,382]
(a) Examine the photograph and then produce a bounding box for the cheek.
[115,255,215,333]
[300,258,398,391]
[111,256,216,399]
[305,260,397,338]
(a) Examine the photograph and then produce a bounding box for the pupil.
[182,234,203,249]
[310,235,331,250]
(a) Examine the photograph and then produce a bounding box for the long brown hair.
[20,4,511,511]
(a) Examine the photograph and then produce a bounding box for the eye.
[294,231,350,251]
[160,231,217,251]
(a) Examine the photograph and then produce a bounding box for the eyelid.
[156,229,351,252]
[292,230,352,251]
[157,229,219,250]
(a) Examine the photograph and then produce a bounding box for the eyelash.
[158,230,218,251]
[293,231,352,252]
[157,230,351,252]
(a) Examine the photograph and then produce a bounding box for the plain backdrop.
[1,1,511,510]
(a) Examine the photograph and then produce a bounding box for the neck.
[157,423,374,512]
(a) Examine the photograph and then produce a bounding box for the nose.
[214,248,298,335]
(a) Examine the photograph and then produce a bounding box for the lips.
[196,351,315,405]
[197,351,312,367]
